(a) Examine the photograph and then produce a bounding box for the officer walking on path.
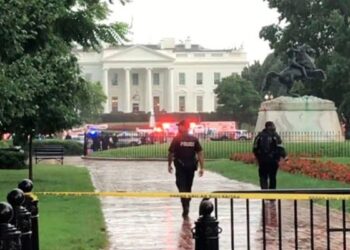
[168,120,204,219]
[253,121,287,189]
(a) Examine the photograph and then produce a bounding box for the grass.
[206,159,350,189]
[206,159,350,210]
[91,140,350,159]
[0,165,106,250]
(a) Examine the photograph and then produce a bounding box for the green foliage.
[32,139,83,155]
[0,140,11,148]
[0,149,27,169]
[0,0,128,142]
[0,165,106,249]
[260,0,350,116]
[214,75,262,125]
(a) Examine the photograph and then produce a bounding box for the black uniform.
[169,133,202,214]
[253,129,283,189]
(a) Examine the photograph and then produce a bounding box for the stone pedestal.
[255,96,344,141]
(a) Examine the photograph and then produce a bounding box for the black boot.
[181,199,190,219]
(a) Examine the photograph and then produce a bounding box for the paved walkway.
[64,157,350,250]
[65,157,261,250]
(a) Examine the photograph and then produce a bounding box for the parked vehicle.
[233,130,252,140]
[210,130,252,141]
[116,131,142,146]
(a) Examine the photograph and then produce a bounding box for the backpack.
[253,131,278,159]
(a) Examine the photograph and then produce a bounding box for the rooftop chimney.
[185,36,191,49]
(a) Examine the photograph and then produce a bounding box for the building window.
[196,96,203,112]
[179,73,186,85]
[111,73,118,86]
[179,96,186,112]
[153,73,160,85]
[194,53,205,57]
[214,95,220,111]
[111,97,118,112]
[214,72,221,84]
[132,103,139,112]
[153,96,160,113]
[196,73,203,85]
[211,53,223,57]
[132,73,139,86]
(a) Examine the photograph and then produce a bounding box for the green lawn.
[319,157,350,165]
[0,165,106,250]
[206,159,350,189]
[206,159,350,210]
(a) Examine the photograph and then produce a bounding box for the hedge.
[0,149,27,169]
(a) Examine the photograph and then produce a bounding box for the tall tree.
[214,75,262,125]
[0,0,129,137]
[0,0,129,178]
[259,0,350,116]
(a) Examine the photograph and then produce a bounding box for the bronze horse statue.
[262,44,326,95]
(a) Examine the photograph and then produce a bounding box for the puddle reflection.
[177,218,194,250]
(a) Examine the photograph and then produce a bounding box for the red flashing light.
[154,127,163,132]
[190,122,197,129]
[162,123,170,129]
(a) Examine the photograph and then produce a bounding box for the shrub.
[32,139,83,156]
[0,149,27,169]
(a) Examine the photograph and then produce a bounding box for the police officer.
[253,121,287,189]
[168,120,204,219]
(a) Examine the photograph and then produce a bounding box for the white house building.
[75,38,248,114]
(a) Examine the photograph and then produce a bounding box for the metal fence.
[91,131,350,158]
[0,179,39,250]
[193,189,350,250]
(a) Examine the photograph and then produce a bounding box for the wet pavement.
[65,157,261,249]
[64,157,350,250]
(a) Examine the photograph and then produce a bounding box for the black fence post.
[0,202,22,250]
[7,188,33,250]
[192,199,222,250]
[18,179,39,250]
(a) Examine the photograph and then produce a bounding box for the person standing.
[253,121,287,189]
[168,120,204,219]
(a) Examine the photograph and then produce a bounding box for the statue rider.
[287,44,316,79]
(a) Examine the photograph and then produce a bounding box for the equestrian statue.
[262,44,327,95]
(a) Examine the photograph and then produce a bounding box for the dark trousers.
[175,166,195,210]
[258,159,279,189]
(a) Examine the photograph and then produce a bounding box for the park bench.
[34,145,64,165]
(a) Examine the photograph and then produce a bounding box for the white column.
[124,68,131,113]
[168,68,174,112]
[102,68,110,113]
[146,68,153,113]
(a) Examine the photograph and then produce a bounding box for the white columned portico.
[102,68,110,113]
[145,68,153,113]
[168,68,174,112]
[124,68,131,112]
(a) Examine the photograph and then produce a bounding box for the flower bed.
[230,153,350,183]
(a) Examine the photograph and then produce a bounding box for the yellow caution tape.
[34,191,350,201]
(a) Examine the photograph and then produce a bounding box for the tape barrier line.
[34,191,350,200]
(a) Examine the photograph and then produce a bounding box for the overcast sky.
[109,0,280,64]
